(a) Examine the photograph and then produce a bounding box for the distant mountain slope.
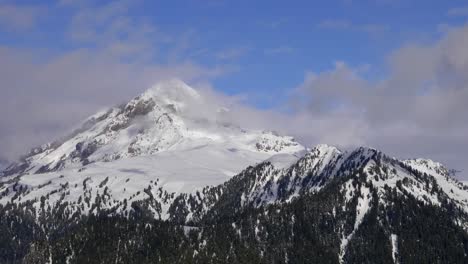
[1,80,467,263]
[1,143,467,263]
[2,79,303,178]
[173,144,468,262]
[0,79,304,219]
[170,145,468,226]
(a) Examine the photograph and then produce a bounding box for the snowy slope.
[216,145,468,217]
[0,79,304,219]
[175,144,468,261]
[217,145,468,211]
[3,79,303,177]
[1,79,467,234]
[0,145,282,219]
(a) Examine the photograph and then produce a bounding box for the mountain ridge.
[2,80,465,221]
[2,140,467,263]
[2,79,304,177]
[1,80,468,263]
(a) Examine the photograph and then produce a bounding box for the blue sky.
[2,0,467,108]
[1,0,468,177]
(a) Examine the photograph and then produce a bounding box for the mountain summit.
[1,80,304,208]
[1,80,468,263]
[3,79,304,177]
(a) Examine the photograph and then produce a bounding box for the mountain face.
[0,79,304,219]
[3,79,303,177]
[1,80,468,263]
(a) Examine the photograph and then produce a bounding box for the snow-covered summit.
[1,140,466,222]
[3,79,465,226]
[403,158,450,177]
[2,79,304,178]
[139,79,202,113]
[0,79,307,219]
[147,79,201,99]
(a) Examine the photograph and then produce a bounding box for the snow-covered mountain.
[3,79,303,177]
[1,80,467,221]
[170,144,468,222]
[1,80,468,263]
[0,79,304,217]
[165,144,468,262]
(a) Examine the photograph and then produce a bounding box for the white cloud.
[447,7,468,17]
[0,3,44,30]
[291,24,468,177]
[0,46,228,159]
[0,0,230,160]
[65,0,170,62]
[1,1,467,181]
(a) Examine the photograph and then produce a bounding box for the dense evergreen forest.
[1,171,467,264]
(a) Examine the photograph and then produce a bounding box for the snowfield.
[0,79,305,219]
[1,79,467,226]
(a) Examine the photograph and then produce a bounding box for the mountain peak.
[2,79,305,178]
[312,144,341,154]
[141,79,201,108]
[404,158,450,177]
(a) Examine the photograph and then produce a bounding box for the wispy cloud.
[0,0,232,159]
[317,19,389,34]
[1,0,467,180]
[290,24,468,175]
[447,7,468,17]
[65,0,178,63]
[0,3,44,30]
